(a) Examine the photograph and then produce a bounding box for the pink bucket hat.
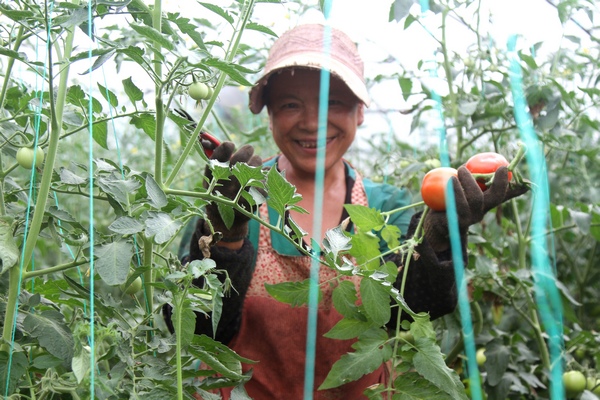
[248,23,370,114]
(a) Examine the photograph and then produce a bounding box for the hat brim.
[249,53,370,114]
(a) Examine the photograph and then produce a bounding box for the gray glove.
[423,166,528,252]
[204,142,262,242]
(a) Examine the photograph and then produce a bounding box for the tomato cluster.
[420,151,513,211]
[189,81,213,101]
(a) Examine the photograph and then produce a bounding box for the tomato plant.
[16,146,44,169]
[464,152,511,191]
[420,167,458,211]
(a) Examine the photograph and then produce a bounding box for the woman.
[167,23,527,399]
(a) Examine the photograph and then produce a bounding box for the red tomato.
[465,152,512,191]
[421,167,458,212]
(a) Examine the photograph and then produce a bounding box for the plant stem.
[21,16,75,271]
[142,236,154,336]
[0,25,25,112]
[153,0,165,187]
[23,258,89,279]
[1,267,22,352]
[164,0,256,187]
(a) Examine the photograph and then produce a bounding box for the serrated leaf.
[319,328,391,390]
[360,277,391,326]
[59,167,87,185]
[0,216,19,274]
[484,339,511,386]
[216,202,235,229]
[122,76,144,104]
[412,338,468,400]
[23,311,74,364]
[349,231,381,270]
[381,224,401,249]
[92,118,108,149]
[345,204,385,232]
[324,317,372,340]
[198,2,234,24]
[175,300,197,349]
[266,167,302,218]
[72,346,90,383]
[322,225,352,260]
[172,16,206,50]
[145,211,183,244]
[97,172,141,208]
[145,174,168,209]
[264,279,320,307]
[130,112,156,140]
[98,82,118,108]
[130,23,174,50]
[108,216,144,235]
[245,22,277,37]
[332,280,361,318]
[393,372,455,399]
[0,351,28,395]
[204,58,254,86]
[95,241,134,285]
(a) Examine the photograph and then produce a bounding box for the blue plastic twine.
[507,34,564,399]
[418,1,483,399]
[304,1,333,398]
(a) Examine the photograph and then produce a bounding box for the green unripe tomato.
[188,81,211,101]
[424,158,442,170]
[563,370,586,397]
[16,146,44,169]
[476,348,487,366]
[120,276,143,295]
[587,377,600,395]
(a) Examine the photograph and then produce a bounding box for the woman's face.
[266,68,364,177]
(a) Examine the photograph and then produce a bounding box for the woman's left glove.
[423,166,528,252]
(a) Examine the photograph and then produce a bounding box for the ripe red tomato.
[464,152,512,191]
[421,167,458,212]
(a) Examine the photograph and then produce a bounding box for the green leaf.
[484,339,510,386]
[332,280,361,319]
[130,23,175,51]
[95,240,134,286]
[345,204,385,232]
[245,22,277,37]
[322,225,352,260]
[204,58,255,86]
[80,49,116,75]
[319,328,391,390]
[360,277,391,326]
[175,299,197,349]
[58,167,87,185]
[393,372,455,399]
[108,216,144,235]
[130,113,156,140]
[198,2,234,25]
[92,118,109,149]
[265,278,320,307]
[122,76,144,104]
[380,224,401,249]
[144,211,183,244]
[349,231,381,270]
[98,82,119,108]
[412,338,468,400]
[217,202,235,229]
[23,310,75,365]
[0,351,28,396]
[172,16,206,50]
[145,173,168,209]
[0,216,19,274]
[324,317,372,340]
[72,346,90,383]
[266,167,302,218]
[399,76,413,101]
[97,171,141,208]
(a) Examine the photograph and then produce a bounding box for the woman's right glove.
[203,142,262,242]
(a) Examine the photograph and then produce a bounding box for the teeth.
[298,138,334,148]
